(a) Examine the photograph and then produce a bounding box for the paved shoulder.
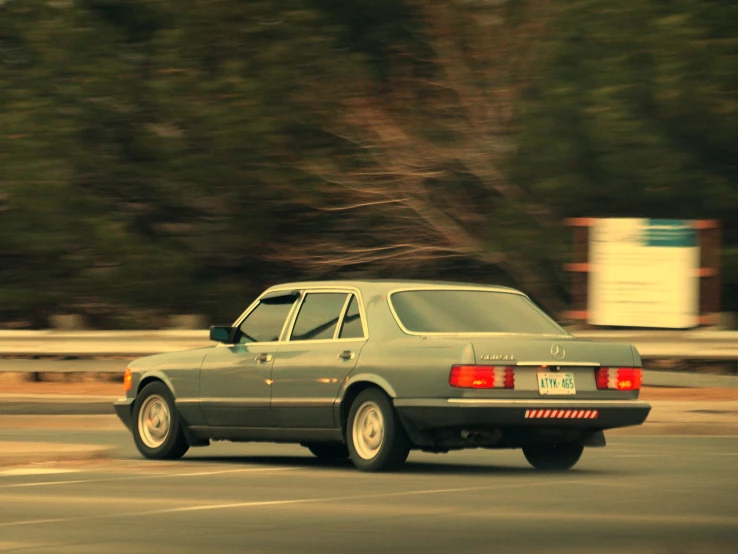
[0,441,113,467]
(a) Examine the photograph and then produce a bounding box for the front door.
[199,292,299,428]
[272,292,367,429]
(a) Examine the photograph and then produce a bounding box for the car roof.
[264,279,524,296]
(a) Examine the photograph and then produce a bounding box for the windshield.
[389,289,567,335]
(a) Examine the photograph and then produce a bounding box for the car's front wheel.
[347,389,410,472]
[522,442,584,471]
[304,442,349,460]
[132,381,190,460]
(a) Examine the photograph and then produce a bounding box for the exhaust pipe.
[461,428,502,447]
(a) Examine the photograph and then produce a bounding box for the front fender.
[134,369,178,398]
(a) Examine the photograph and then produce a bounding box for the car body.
[114,280,651,471]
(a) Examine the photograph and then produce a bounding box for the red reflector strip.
[525,409,599,419]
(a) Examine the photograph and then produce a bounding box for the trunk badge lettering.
[480,354,515,361]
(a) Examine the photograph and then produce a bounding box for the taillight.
[595,367,642,391]
[123,367,132,392]
[449,365,515,389]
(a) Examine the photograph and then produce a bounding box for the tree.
[270,0,566,311]
[1,0,736,327]
[0,0,351,326]
[513,0,738,310]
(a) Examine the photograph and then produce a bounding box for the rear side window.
[338,295,365,339]
[239,295,298,343]
[390,290,566,335]
[290,293,349,341]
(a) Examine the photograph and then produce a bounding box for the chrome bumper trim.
[447,399,650,407]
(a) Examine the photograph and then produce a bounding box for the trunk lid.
[468,336,635,367]
[435,335,638,398]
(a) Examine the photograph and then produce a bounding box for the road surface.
[0,426,736,553]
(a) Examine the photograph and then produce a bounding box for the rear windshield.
[389,290,567,335]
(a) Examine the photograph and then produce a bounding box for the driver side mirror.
[209,325,233,343]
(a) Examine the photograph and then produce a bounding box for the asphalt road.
[0,428,736,554]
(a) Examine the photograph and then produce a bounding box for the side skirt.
[187,426,344,444]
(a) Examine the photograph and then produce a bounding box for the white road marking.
[0,465,300,489]
[460,510,738,527]
[171,466,301,477]
[0,480,569,528]
[0,492,217,506]
[566,480,644,489]
[568,479,727,495]
[0,541,57,550]
[0,468,81,477]
[1,479,736,529]
[611,454,661,458]
[610,435,738,440]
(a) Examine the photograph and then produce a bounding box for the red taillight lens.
[616,368,642,391]
[595,368,642,391]
[595,368,610,390]
[123,367,132,392]
[449,365,515,389]
[504,367,515,389]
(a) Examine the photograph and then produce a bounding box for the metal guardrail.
[0,359,126,373]
[0,330,735,388]
[1,360,735,389]
[0,330,207,357]
[0,329,736,359]
[571,330,738,359]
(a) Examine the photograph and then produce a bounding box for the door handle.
[338,350,355,361]
[255,353,273,363]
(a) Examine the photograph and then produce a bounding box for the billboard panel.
[587,218,699,328]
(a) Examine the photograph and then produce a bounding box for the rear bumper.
[394,398,651,431]
[113,398,135,431]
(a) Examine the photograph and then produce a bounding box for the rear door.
[271,290,368,429]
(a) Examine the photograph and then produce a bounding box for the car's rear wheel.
[304,442,349,460]
[132,381,189,460]
[523,442,584,470]
[347,389,410,472]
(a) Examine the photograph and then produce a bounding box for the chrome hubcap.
[138,394,171,449]
[352,401,385,460]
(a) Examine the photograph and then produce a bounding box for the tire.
[132,381,190,460]
[346,388,410,472]
[304,442,350,460]
[523,442,584,471]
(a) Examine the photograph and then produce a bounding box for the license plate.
[537,372,576,395]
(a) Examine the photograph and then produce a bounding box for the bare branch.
[312,198,410,212]
[279,0,563,310]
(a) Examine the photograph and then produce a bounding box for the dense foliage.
[0,0,736,328]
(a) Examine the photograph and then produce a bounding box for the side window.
[238,297,297,343]
[290,293,349,341]
[339,295,365,339]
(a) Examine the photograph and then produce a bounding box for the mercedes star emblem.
[550,344,566,360]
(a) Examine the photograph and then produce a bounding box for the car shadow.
[178,454,616,476]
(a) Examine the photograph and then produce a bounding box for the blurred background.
[1,0,736,330]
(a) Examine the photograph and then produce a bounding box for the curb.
[0,442,114,467]
[0,395,116,415]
